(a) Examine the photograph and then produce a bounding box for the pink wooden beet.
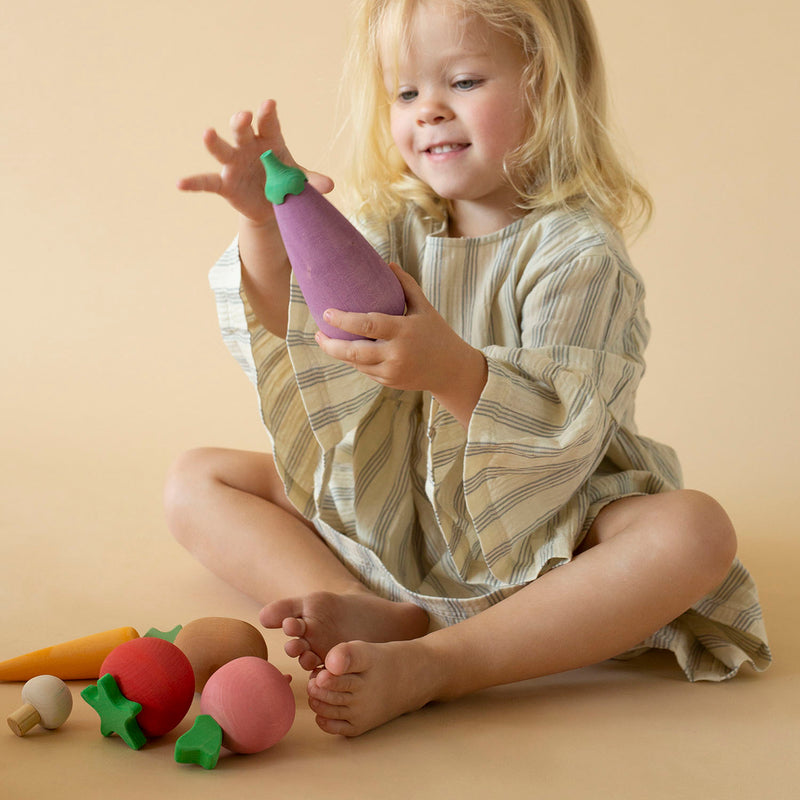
[200,656,295,753]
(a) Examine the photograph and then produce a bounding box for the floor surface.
[0,448,796,800]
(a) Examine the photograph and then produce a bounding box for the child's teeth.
[430,144,462,153]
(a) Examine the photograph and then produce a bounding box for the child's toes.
[298,650,324,670]
[315,669,359,694]
[284,637,323,670]
[308,695,351,718]
[259,598,302,628]
[307,679,351,707]
[284,636,310,659]
[315,714,358,736]
[282,616,306,637]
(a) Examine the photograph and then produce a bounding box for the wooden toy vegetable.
[7,675,73,736]
[261,149,405,340]
[174,616,268,692]
[175,656,295,769]
[99,637,194,738]
[82,637,195,748]
[201,656,295,753]
[81,673,146,750]
[0,627,139,681]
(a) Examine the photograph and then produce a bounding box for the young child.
[170,0,771,736]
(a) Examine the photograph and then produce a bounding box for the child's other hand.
[315,263,487,425]
[177,99,333,225]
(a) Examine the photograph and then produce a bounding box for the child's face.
[382,0,528,229]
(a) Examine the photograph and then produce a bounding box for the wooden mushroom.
[8,675,73,736]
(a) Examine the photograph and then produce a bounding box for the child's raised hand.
[178,99,333,225]
[315,264,487,426]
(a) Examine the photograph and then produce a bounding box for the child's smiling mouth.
[425,143,470,155]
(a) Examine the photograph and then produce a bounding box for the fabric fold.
[206,204,771,681]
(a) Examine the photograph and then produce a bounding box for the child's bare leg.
[305,490,737,736]
[164,447,428,667]
[165,447,365,600]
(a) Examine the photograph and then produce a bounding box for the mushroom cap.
[21,675,73,729]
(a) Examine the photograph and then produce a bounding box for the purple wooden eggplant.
[260,149,405,340]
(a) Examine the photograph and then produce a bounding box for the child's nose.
[416,95,454,126]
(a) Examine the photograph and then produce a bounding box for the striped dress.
[209,203,771,682]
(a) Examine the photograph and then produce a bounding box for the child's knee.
[676,489,738,588]
[163,447,218,545]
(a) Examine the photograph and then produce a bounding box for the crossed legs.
[165,447,737,736]
[163,447,429,658]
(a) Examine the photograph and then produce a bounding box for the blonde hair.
[341,0,652,235]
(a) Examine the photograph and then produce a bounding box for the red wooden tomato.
[101,637,194,737]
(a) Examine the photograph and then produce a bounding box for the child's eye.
[453,78,482,91]
[397,88,418,102]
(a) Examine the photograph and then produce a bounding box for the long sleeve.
[426,244,666,584]
[209,238,322,519]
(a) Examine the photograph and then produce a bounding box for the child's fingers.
[315,329,383,365]
[255,99,283,141]
[387,261,428,310]
[202,127,236,164]
[321,309,398,341]
[176,172,223,194]
[230,110,256,147]
[229,109,253,129]
[306,170,335,195]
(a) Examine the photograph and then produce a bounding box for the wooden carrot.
[0,627,140,681]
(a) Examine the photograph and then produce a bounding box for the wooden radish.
[8,675,73,736]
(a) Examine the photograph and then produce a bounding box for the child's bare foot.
[259,591,429,670]
[307,639,443,736]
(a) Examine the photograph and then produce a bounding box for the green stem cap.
[261,149,307,204]
[174,714,223,770]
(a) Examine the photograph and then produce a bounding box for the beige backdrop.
[1,2,798,798]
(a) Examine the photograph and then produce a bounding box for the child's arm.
[315,263,487,428]
[179,100,333,338]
